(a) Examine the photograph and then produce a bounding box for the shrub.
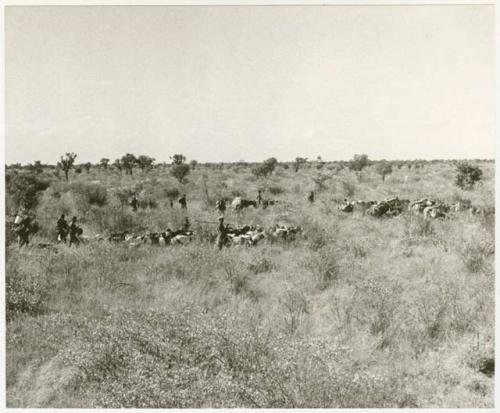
[279,290,309,334]
[170,164,191,183]
[354,278,402,342]
[456,236,494,274]
[164,188,181,201]
[6,256,53,321]
[305,246,341,289]
[6,172,50,211]
[267,186,284,195]
[247,257,275,274]
[342,180,356,198]
[455,162,482,190]
[69,182,107,207]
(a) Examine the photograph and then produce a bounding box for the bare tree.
[294,157,308,172]
[57,152,77,182]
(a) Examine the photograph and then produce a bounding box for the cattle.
[109,231,130,242]
[410,198,452,219]
[226,225,254,236]
[423,204,449,219]
[340,201,354,213]
[365,197,408,218]
[366,201,390,217]
[355,200,376,215]
[79,234,104,243]
[231,197,257,212]
[409,198,435,214]
[215,199,227,214]
[227,227,266,246]
[268,225,302,243]
[469,206,487,217]
[261,199,278,209]
[448,200,472,213]
[170,233,193,245]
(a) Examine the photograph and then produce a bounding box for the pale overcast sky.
[5,5,495,164]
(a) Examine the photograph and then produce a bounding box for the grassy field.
[5,160,495,408]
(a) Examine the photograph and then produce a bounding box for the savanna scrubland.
[5,159,494,408]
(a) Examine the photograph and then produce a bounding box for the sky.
[5,5,495,164]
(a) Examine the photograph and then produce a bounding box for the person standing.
[178,194,187,209]
[130,194,138,212]
[216,216,229,250]
[257,189,263,206]
[307,191,315,203]
[69,216,81,246]
[56,214,69,243]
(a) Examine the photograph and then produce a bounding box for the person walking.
[69,216,82,246]
[216,216,229,250]
[56,214,69,243]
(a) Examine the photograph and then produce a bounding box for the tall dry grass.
[6,160,495,408]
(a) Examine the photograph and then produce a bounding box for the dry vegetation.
[5,159,494,408]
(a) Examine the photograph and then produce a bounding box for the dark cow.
[215,199,227,214]
[261,199,278,209]
[109,231,130,242]
[231,197,257,212]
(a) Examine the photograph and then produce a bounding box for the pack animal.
[231,197,257,212]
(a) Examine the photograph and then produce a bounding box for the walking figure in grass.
[216,216,229,250]
[178,194,187,209]
[130,194,138,212]
[56,214,69,243]
[307,191,315,203]
[69,216,83,246]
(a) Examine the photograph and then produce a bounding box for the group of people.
[56,214,83,245]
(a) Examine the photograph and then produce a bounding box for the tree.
[100,158,110,170]
[348,154,369,181]
[252,157,278,178]
[164,188,180,202]
[316,156,325,170]
[294,157,308,172]
[170,163,190,183]
[121,153,137,175]
[57,152,77,181]
[136,155,155,172]
[170,154,186,165]
[83,162,92,173]
[189,160,198,170]
[375,161,393,182]
[113,159,123,174]
[455,162,482,190]
[29,160,43,175]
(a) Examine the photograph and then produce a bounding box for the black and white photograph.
[3,1,495,409]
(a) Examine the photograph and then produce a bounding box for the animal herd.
[11,188,491,251]
[105,223,302,249]
[339,197,489,219]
